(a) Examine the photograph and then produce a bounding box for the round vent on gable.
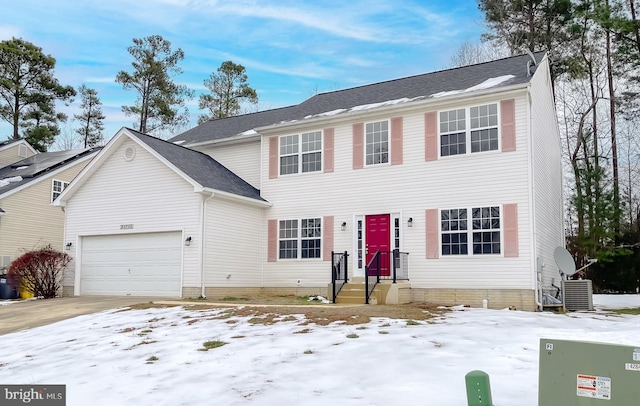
[124,146,136,162]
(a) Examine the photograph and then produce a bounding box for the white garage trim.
[78,231,183,297]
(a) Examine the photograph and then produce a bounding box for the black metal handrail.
[380,249,409,283]
[331,251,348,303]
[365,251,380,304]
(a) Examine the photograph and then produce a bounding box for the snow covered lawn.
[0,295,639,405]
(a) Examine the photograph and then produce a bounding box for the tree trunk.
[606,0,620,234]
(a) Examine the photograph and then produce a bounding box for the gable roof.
[126,129,266,202]
[171,52,546,146]
[0,138,38,155]
[0,148,100,198]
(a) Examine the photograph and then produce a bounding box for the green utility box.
[539,339,640,405]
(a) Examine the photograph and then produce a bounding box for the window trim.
[278,130,323,176]
[364,119,391,167]
[439,205,503,257]
[277,217,323,260]
[438,103,501,158]
[51,179,69,202]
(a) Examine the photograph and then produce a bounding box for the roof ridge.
[311,51,545,98]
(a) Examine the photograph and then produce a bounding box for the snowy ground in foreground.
[0,295,639,406]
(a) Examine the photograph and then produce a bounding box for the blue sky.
[0,0,486,146]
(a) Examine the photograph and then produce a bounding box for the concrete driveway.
[0,296,173,335]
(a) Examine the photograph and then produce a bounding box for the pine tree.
[74,84,105,148]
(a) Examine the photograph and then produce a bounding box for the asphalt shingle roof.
[0,148,99,197]
[170,52,546,146]
[127,129,265,202]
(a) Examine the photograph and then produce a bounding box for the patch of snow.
[0,176,23,188]
[350,96,425,112]
[307,295,330,304]
[172,140,185,144]
[239,129,258,136]
[304,109,348,119]
[14,166,29,170]
[431,75,516,98]
[0,294,638,405]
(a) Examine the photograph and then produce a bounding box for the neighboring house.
[56,52,564,310]
[0,139,38,169]
[0,148,100,270]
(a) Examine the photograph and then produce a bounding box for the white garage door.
[80,232,182,297]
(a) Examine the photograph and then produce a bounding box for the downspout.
[201,192,215,298]
[527,89,543,311]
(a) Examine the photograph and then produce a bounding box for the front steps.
[335,282,379,304]
[331,279,412,304]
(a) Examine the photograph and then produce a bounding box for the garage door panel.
[80,232,182,297]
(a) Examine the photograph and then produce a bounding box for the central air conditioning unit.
[562,279,593,311]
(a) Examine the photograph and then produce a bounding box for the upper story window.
[51,179,69,202]
[440,103,498,157]
[365,120,389,165]
[279,131,322,175]
[441,206,501,256]
[278,218,322,259]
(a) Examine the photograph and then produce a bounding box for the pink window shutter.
[324,128,334,173]
[503,203,519,257]
[323,216,334,261]
[425,209,439,259]
[424,112,438,161]
[391,117,403,165]
[269,136,278,179]
[268,219,278,262]
[353,123,364,169]
[501,99,516,152]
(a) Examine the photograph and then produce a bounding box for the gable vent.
[18,144,27,158]
[124,146,136,162]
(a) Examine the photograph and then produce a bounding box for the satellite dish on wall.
[553,246,577,277]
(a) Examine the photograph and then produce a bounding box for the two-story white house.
[55,52,563,310]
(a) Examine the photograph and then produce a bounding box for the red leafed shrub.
[7,245,71,298]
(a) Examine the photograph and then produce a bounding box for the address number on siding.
[120,224,134,229]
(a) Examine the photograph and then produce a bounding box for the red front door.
[365,214,391,276]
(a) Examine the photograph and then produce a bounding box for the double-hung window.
[278,218,322,259]
[365,120,389,165]
[441,206,501,256]
[439,103,499,157]
[279,131,322,175]
[51,179,69,202]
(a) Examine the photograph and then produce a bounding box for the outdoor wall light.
[341,221,347,231]
[407,217,413,227]
[65,242,73,250]
[184,236,192,246]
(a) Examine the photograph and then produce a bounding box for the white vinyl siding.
[261,91,533,289]
[529,57,566,287]
[63,140,202,292]
[193,139,261,189]
[204,198,263,287]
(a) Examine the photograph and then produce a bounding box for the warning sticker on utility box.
[577,374,611,400]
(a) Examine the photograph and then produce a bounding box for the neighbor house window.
[51,179,69,202]
[279,131,322,175]
[441,206,501,255]
[365,120,389,165]
[279,218,322,259]
[439,103,499,157]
